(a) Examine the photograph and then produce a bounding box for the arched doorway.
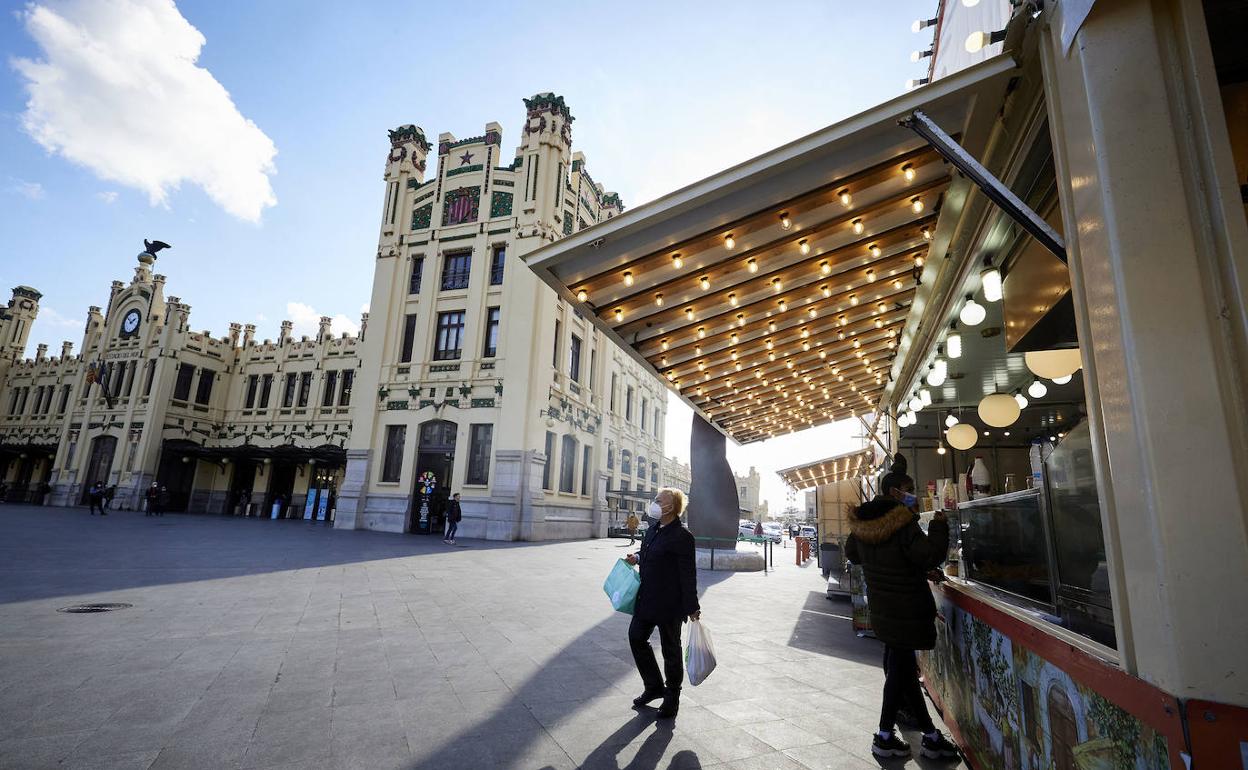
[410,420,456,534]
[80,435,118,504]
[1047,685,1078,770]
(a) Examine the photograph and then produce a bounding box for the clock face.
[121,309,141,336]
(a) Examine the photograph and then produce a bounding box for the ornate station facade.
[0,93,668,540]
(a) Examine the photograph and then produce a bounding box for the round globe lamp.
[1025,349,1081,380]
[946,423,978,450]
[978,393,1020,427]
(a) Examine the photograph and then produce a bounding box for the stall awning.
[526,56,1015,444]
[777,448,875,490]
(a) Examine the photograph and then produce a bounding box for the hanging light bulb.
[661,339,669,351]
[849,294,858,306]
[800,240,811,256]
[747,258,758,273]
[623,271,634,287]
[914,254,925,268]
[821,285,832,298]
[937,444,947,455]
[908,395,924,413]
[902,164,916,182]
[960,296,986,326]
[772,278,782,292]
[1052,374,1073,385]
[852,218,864,235]
[898,412,911,428]
[981,261,1003,302]
[699,276,710,291]
[779,212,792,230]
[778,299,788,312]
[576,289,588,302]
[725,234,736,250]
[920,388,932,407]
[838,190,851,206]
[947,323,963,359]
[927,363,946,387]
[1028,379,1049,399]
[945,413,959,428]
[684,307,694,321]
[869,244,882,257]
[654,293,664,307]
[613,308,623,322]
[697,327,706,339]
[671,254,683,269]
[921,226,933,240]
[911,197,924,213]
[736,314,745,327]
[1014,391,1029,409]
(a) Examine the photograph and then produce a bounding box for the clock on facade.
[121,308,142,337]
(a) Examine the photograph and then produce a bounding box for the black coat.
[844,498,949,650]
[447,499,462,522]
[634,519,700,623]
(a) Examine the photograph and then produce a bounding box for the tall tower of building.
[0,286,41,363]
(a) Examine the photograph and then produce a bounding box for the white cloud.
[7,178,45,200]
[95,190,118,204]
[38,306,81,330]
[285,301,359,339]
[13,0,278,222]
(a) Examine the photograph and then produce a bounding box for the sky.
[1,0,938,515]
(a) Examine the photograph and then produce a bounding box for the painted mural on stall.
[921,599,1170,770]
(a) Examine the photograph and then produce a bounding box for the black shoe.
[656,690,680,719]
[632,687,664,707]
[871,733,911,759]
[920,732,961,760]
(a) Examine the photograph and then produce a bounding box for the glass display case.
[958,488,1056,608]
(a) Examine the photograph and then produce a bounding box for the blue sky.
[1,0,938,512]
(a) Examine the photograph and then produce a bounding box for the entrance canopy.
[777,448,874,491]
[526,56,1015,444]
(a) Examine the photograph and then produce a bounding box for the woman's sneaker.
[871,732,911,758]
[920,732,961,760]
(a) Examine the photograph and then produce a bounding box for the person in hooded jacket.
[845,458,960,761]
[624,488,699,719]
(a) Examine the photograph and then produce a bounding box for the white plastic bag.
[684,619,717,686]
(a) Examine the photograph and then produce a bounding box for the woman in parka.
[845,457,960,761]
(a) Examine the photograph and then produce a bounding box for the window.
[606,441,614,470]
[381,425,405,483]
[610,374,618,413]
[282,373,297,408]
[143,360,155,396]
[589,350,597,389]
[111,363,125,398]
[244,374,259,409]
[322,370,338,407]
[542,431,555,490]
[434,311,465,360]
[297,372,312,407]
[57,385,70,414]
[654,408,661,437]
[621,450,632,476]
[467,423,493,485]
[122,361,135,398]
[553,320,561,368]
[339,370,354,406]
[489,245,505,285]
[559,435,577,493]
[483,307,500,358]
[581,445,592,496]
[173,364,194,401]
[400,313,418,363]
[651,463,658,483]
[637,456,646,479]
[195,369,215,405]
[625,386,634,421]
[641,398,648,430]
[441,251,471,290]
[569,335,582,382]
[409,256,424,294]
[260,373,273,408]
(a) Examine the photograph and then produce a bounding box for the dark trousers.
[629,615,683,693]
[446,520,458,539]
[880,646,935,733]
[88,498,104,515]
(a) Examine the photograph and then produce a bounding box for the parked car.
[799,525,817,540]
[738,521,757,538]
[761,522,783,543]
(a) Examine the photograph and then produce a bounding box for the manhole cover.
[57,603,133,614]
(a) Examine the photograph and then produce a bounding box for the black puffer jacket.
[634,519,700,623]
[845,497,949,649]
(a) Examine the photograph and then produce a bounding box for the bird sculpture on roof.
[143,239,172,256]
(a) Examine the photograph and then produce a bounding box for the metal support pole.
[900,109,1067,263]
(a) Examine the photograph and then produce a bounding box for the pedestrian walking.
[753,520,763,537]
[145,482,160,516]
[845,455,960,761]
[625,488,699,719]
[103,484,116,510]
[443,493,462,543]
[156,485,168,516]
[87,482,106,516]
[626,511,640,544]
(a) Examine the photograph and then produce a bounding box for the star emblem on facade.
[459,150,474,166]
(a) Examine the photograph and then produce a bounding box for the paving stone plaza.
[0,505,964,769]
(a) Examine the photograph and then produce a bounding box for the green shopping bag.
[603,558,641,615]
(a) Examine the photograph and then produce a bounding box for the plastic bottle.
[971,457,991,498]
[1029,440,1043,489]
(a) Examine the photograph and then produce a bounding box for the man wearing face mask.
[845,456,960,761]
[624,487,699,719]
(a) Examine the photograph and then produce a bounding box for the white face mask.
[647,501,662,517]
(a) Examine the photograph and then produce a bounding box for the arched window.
[636,456,646,478]
[621,450,632,475]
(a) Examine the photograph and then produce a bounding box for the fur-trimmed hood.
[848,497,917,544]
